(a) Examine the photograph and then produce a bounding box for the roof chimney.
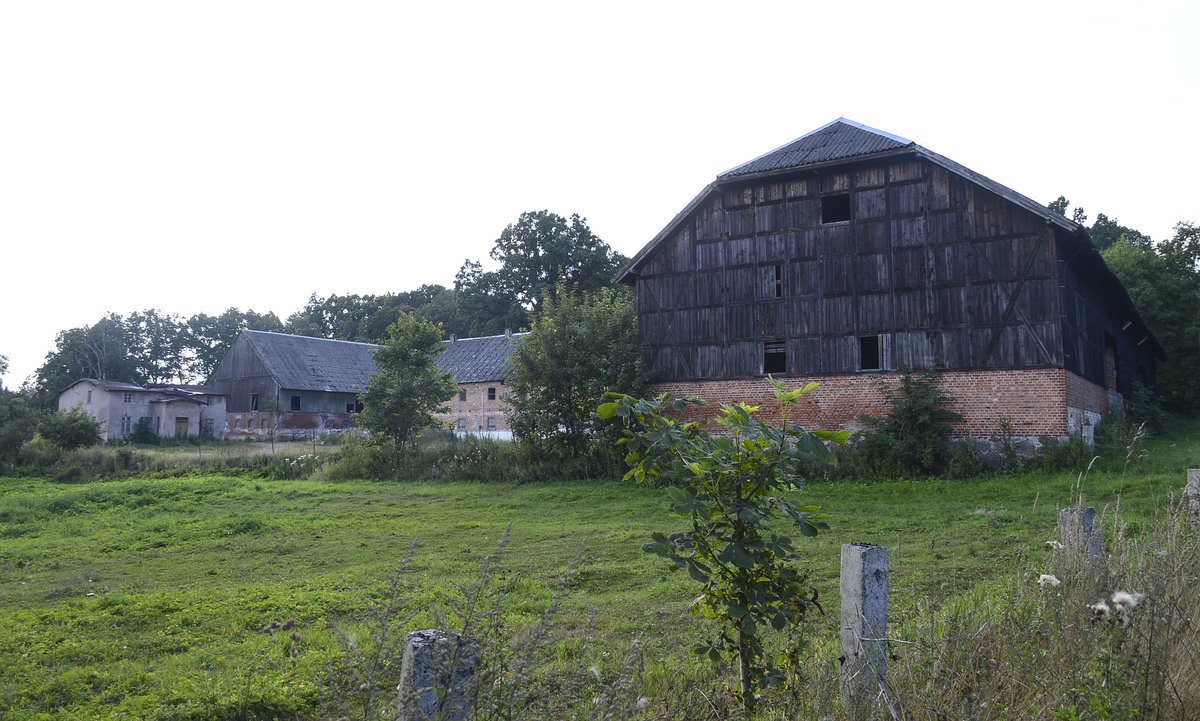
[450,334,457,342]
[504,328,512,338]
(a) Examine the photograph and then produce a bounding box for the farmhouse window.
[487,387,496,401]
[859,335,888,371]
[457,418,466,430]
[250,394,259,411]
[821,193,852,224]
[121,415,132,434]
[487,418,497,431]
[763,340,787,375]
[290,395,301,411]
[86,391,92,404]
[123,393,132,404]
[458,389,466,401]
[234,419,241,429]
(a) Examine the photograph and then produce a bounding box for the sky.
[1,0,1197,390]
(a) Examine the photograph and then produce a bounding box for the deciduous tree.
[358,313,457,450]
[506,286,646,455]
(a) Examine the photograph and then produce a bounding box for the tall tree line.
[24,210,628,408]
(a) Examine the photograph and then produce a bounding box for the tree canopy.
[455,211,627,336]
[505,286,647,454]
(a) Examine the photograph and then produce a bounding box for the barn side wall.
[646,368,1105,441]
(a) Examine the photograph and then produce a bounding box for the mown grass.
[1,422,1198,719]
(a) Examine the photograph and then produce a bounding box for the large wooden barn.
[616,118,1163,444]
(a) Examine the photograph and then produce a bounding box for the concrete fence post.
[840,543,889,718]
[396,629,479,721]
[1057,507,1101,560]
[1187,470,1200,522]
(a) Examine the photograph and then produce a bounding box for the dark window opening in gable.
[487,387,496,401]
[763,340,787,375]
[250,394,259,411]
[774,264,783,298]
[821,193,852,224]
[859,335,881,371]
[290,395,301,411]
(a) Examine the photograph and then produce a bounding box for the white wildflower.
[1111,591,1144,609]
[1037,574,1061,588]
[1045,540,1065,551]
[588,665,602,681]
[1087,600,1112,621]
[637,696,650,710]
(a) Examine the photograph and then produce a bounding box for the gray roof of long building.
[719,117,913,177]
[239,329,522,391]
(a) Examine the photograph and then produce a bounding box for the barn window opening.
[487,387,496,401]
[763,340,787,375]
[457,418,466,430]
[458,389,466,401]
[774,264,783,298]
[346,403,355,413]
[859,335,882,371]
[290,395,301,411]
[250,394,259,411]
[821,193,852,224]
[487,418,497,431]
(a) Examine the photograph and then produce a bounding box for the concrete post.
[1057,507,1101,560]
[396,629,479,721]
[840,543,888,718]
[1187,470,1200,521]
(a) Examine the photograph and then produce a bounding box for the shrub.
[855,365,962,477]
[37,406,102,450]
[129,417,159,445]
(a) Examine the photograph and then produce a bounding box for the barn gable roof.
[237,329,524,391]
[719,118,913,177]
[438,332,526,383]
[615,118,1083,284]
[243,331,379,393]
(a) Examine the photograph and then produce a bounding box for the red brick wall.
[1065,369,1110,433]
[647,368,1095,439]
[435,381,513,433]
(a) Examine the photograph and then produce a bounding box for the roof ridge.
[718,117,912,177]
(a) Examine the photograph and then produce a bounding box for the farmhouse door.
[175,417,189,439]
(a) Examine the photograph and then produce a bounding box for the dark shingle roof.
[437,333,526,383]
[244,331,379,393]
[240,330,524,390]
[720,118,912,178]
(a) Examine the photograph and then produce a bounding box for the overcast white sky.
[1,0,1196,389]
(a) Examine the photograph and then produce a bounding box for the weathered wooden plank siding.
[635,155,1072,380]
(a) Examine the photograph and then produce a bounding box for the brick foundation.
[647,368,1111,441]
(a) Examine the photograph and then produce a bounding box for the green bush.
[129,417,159,445]
[855,366,962,477]
[37,405,102,450]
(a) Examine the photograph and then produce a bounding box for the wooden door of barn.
[175,417,189,439]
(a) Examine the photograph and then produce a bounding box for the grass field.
[1,425,1197,719]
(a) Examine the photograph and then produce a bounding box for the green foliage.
[359,313,458,450]
[601,379,848,709]
[856,365,963,477]
[1103,223,1200,412]
[128,416,159,445]
[37,404,102,450]
[0,391,40,465]
[507,286,648,456]
[455,210,627,336]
